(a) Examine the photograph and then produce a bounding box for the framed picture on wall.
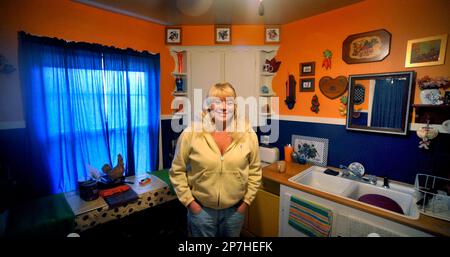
[215,25,231,44]
[342,29,391,64]
[166,27,182,45]
[292,135,329,167]
[405,34,448,68]
[300,78,315,92]
[265,26,280,43]
[300,62,315,76]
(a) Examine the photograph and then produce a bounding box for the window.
[19,32,160,194]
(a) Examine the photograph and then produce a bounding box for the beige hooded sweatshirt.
[169,124,262,209]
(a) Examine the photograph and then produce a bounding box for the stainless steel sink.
[288,166,420,219]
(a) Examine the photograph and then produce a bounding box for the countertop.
[262,161,450,237]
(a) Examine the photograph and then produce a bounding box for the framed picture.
[292,135,329,166]
[215,25,231,44]
[166,27,182,45]
[265,26,280,43]
[300,78,315,92]
[300,62,315,76]
[342,29,391,64]
[405,34,448,68]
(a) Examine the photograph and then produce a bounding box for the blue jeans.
[187,205,245,237]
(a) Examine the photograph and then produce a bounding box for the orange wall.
[1,0,449,120]
[167,0,450,118]
[0,0,170,121]
[276,0,450,118]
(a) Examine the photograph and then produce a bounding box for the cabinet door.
[224,49,257,99]
[190,50,223,101]
[248,189,279,237]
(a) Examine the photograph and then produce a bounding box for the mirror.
[346,71,415,135]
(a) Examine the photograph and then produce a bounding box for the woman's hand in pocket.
[236,202,248,214]
[188,200,203,215]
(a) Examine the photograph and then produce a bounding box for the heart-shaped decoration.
[319,76,348,99]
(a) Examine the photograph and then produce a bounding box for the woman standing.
[170,82,262,237]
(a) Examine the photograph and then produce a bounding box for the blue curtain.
[18,32,160,195]
[371,79,406,129]
[102,51,160,176]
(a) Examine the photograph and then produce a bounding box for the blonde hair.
[208,82,237,99]
[200,83,250,139]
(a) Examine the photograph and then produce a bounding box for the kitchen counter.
[262,161,450,237]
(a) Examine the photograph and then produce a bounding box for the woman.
[169,82,262,237]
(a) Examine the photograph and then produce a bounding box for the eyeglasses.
[210,99,235,106]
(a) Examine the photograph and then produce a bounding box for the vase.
[175,77,184,92]
[420,89,441,105]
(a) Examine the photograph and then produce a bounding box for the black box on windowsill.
[78,180,99,201]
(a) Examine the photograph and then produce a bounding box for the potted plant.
[417,76,449,105]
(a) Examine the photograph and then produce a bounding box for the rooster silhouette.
[102,154,125,180]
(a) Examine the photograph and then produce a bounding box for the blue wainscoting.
[257,120,449,184]
[160,118,450,185]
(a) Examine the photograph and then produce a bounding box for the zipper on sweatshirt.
[218,155,224,208]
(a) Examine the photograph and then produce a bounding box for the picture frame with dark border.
[300,78,315,92]
[265,26,280,43]
[342,29,391,64]
[215,25,232,44]
[300,62,315,76]
[165,27,182,45]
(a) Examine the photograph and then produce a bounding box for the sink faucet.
[383,177,390,189]
[340,165,377,185]
[340,165,363,178]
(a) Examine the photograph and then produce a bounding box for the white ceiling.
[74,0,363,25]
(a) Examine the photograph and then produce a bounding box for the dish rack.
[414,174,450,221]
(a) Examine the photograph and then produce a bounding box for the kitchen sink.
[288,166,353,195]
[342,182,419,219]
[288,166,420,219]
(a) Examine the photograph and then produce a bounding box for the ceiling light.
[258,0,264,16]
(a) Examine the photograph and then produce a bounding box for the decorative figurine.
[265,58,281,73]
[310,94,320,113]
[102,154,125,180]
[416,123,438,150]
[339,95,348,116]
[322,49,332,70]
[175,76,184,92]
[285,74,296,110]
[175,51,184,73]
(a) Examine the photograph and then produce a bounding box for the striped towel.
[288,195,333,237]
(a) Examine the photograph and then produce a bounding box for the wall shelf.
[260,93,276,97]
[412,104,450,124]
[171,72,187,76]
[172,91,188,96]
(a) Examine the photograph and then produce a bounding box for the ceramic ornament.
[339,95,347,116]
[416,124,438,150]
[285,74,296,110]
[310,94,320,113]
[319,76,348,99]
[322,49,332,70]
[265,58,281,73]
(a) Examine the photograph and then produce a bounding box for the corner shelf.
[412,104,450,124]
[169,49,189,120]
[258,47,279,125]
